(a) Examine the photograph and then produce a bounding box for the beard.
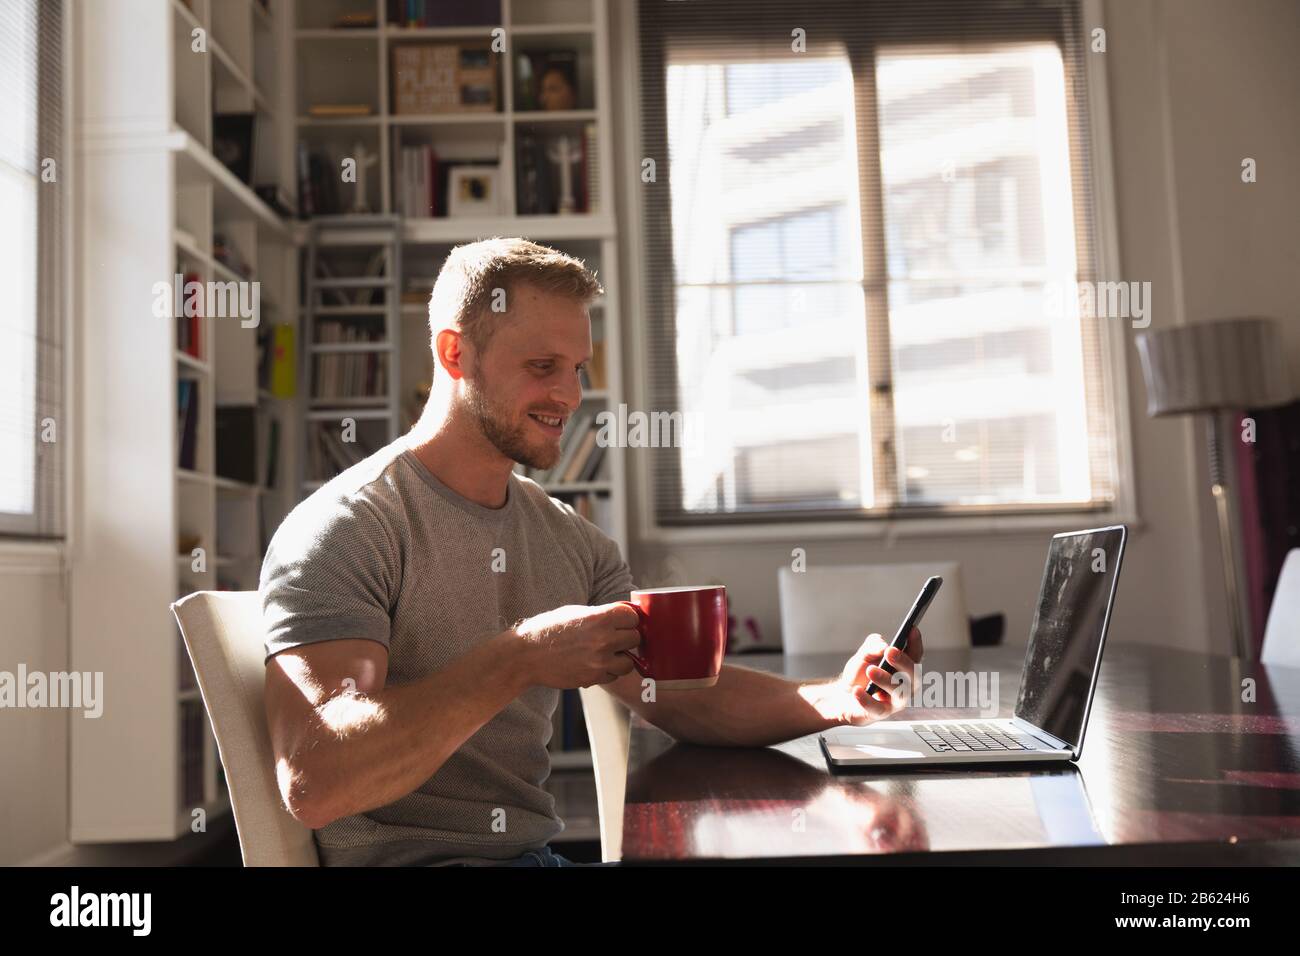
[464,370,563,471]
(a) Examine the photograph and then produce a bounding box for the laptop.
[820,525,1126,769]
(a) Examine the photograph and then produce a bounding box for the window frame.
[620,0,1138,542]
[0,0,69,548]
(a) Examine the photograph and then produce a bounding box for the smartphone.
[863,575,943,696]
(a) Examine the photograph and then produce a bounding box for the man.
[260,238,922,866]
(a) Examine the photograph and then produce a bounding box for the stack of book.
[313,321,389,400]
[397,145,437,218]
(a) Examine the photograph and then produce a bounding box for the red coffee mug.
[618,585,728,689]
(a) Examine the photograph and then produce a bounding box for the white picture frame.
[447,165,502,217]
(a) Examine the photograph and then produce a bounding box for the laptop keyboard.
[915,722,1043,753]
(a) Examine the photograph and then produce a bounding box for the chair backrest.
[171,591,320,866]
[578,685,631,863]
[778,561,970,656]
[1262,549,1300,667]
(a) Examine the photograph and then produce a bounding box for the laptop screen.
[1014,527,1125,750]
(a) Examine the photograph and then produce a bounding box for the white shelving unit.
[71,0,299,841]
[291,0,626,557]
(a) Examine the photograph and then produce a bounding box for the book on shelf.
[175,268,203,358]
[257,324,272,391]
[515,123,596,215]
[307,103,374,117]
[331,11,377,29]
[396,143,438,218]
[308,426,380,481]
[358,248,388,306]
[215,406,258,485]
[387,0,500,28]
[177,379,201,470]
[296,142,341,217]
[312,252,387,306]
[269,324,296,398]
[313,320,389,399]
[560,428,599,484]
[526,411,591,485]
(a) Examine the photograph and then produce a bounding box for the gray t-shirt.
[259,437,633,866]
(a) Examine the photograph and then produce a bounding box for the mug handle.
[616,600,651,677]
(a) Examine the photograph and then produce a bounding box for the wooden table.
[622,643,1300,863]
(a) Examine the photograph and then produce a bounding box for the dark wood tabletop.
[621,643,1300,864]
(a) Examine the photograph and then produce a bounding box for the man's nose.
[551,368,582,409]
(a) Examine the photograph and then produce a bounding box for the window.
[0,0,63,538]
[639,0,1117,526]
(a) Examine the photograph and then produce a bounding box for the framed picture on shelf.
[447,166,502,217]
[391,43,499,114]
[515,50,578,112]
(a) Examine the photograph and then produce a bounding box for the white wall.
[613,0,1300,658]
[0,561,69,866]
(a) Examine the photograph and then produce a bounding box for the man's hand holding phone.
[836,627,925,722]
[821,576,940,726]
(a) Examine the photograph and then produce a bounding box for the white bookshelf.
[291,0,626,555]
[71,0,299,841]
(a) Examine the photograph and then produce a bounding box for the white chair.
[578,685,632,863]
[171,591,320,867]
[1261,549,1300,667]
[777,561,970,656]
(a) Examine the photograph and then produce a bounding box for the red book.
[185,270,203,358]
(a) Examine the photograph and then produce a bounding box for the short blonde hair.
[428,237,602,354]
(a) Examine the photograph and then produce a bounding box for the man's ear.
[434,328,467,380]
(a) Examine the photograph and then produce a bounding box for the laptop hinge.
[1011,715,1073,753]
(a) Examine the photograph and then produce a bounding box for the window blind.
[637,0,1117,525]
[0,0,64,538]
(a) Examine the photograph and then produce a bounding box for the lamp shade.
[1136,317,1292,416]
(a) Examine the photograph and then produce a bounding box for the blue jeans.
[446,846,614,866]
[500,845,577,867]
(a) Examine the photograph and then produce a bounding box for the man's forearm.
[295,630,530,827]
[636,663,844,747]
